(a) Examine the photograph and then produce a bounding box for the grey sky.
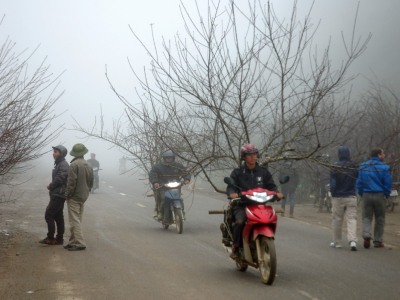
[1,0,399,170]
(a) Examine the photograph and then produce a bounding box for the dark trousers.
[232,206,246,247]
[362,192,386,243]
[45,196,65,240]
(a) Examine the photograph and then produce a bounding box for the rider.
[87,153,100,189]
[149,150,191,221]
[226,144,283,258]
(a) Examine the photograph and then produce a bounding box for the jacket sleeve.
[149,165,159,185]
[65,164,78,199]
[383,166,392,197]
[49,161,69,190]
[178,163,191,181]
[226,169,240,196]
[263,169,278,192]
[330,168,337,195]
[356,168,363,196]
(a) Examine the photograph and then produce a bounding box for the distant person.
[279,161,299,218]
[356,148,392,249]
[87,153,100,190]
[39,145,69,245]
[329,146,358,251]
[119,156,127,173]
[64,144,93,251]
[149,150,191,221]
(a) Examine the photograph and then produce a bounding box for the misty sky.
[1,0,399,171]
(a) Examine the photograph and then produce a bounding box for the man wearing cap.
[39,145,69,245]
[64,143,94,251]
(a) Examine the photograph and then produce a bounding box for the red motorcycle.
[209,177,282,285]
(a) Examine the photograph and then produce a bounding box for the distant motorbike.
[318,184,332,213]
[386,182,399,212]
[209,177,282,285]
[156,180,184,234]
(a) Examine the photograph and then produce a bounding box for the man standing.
[356,148,392,249]
[39,145,69,245]
[87,153,100,191]
[330,146,358,251]
[279,161,299,218]
[64,144,93,251]
[226,144,283,258]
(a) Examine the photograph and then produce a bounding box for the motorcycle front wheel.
[236,261,248,272]
[258,236,277,285]
[174,207,183,234]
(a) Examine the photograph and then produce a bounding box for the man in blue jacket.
[356,148,392,249]
[330,146,358,250]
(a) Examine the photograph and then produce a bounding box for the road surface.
[0,173,399,299]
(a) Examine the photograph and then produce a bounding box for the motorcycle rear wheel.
[174,207,183,234]
[258,236,277,285]
[163,224,169,230]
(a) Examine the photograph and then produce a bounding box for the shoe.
[153,208,158,218]
[68,245,86,251]
[373,242,384,248]
[39,237,58,245]
[63,244,74,249]
[330,242,343,248]
[363,238,371,249]
[56,239,64,245]
[230,246,238,259]
[350,241,357,251]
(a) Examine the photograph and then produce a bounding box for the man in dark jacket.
[279,162,299,218]
[39,145,69,245]
[356,148,392,249]
[149,150,191,221]
[226,144,283,258]
[330,146,358,251]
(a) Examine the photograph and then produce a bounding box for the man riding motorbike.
[87,153,100,190]
[149,150,191,221]
[226,144,283,258]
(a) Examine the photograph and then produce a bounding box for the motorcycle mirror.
[279,175,290,184]
[224,177,234,185]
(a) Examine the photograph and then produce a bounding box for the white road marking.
[136,203,146,208]
[298,290,320,300]
[119,193,126,196]
[108,186,113,188]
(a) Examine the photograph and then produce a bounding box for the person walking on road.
[356,148,392,249]
[64,143,93,251]
[279,161,299,218]
[329,146,358,251]
[39,145,69,245]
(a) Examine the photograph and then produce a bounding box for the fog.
[1,0,399,177]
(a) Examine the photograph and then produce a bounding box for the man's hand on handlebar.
[229,193,239,199]
[184,180,190,185]
[276,192,284,200]
[153,183,160,189]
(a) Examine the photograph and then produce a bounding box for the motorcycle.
[209,177,282,285]
[156,180,184,234]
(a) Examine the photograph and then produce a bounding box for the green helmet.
[69,143,89,157]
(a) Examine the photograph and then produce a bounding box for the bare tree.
[0,21,64,191]
[77,0,370,192]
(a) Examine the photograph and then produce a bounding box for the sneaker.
[350,241,357,251]
[373,242,384,248]
[68,245,86,251]
[363,238,371,249]
[330,242,343,248]
[39,237,58,245]
[230,245,238,259]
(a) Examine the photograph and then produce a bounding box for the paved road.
[1,173,399,299]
